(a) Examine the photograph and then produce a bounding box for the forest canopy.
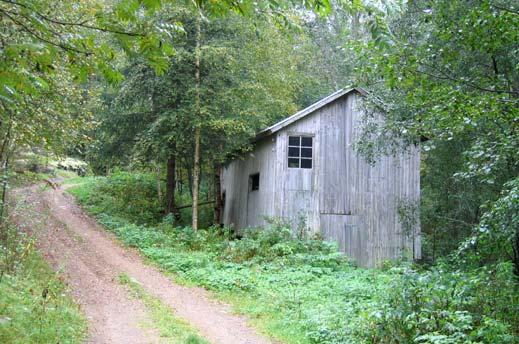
[1,0,518,342]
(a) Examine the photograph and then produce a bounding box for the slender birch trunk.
[192,10,202,230]
[0,121,13,226]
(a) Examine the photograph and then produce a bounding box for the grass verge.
[118,273,208,344]
[0,248,87,343]
[1,176,87,343]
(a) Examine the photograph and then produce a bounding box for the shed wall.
[317,93,420,266]
[221,92,420,266]
[221,138,277,229]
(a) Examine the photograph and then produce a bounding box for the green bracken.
[68,175,519,344]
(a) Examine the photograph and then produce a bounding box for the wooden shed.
[220,88,421,267]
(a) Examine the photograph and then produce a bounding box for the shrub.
[221,221,345,268]
[459,177,519,276]
[363,263,519,343]
[75,171,163,225]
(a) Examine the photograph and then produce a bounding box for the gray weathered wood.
[221,89,420,267]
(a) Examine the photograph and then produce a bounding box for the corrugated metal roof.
[254,87,367,141]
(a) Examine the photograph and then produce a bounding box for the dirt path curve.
[17,184,273,344]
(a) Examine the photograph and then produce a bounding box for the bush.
[221,221,344,267]
[363,263,519,343]
[72,171,163,225]
[459,177,519,276]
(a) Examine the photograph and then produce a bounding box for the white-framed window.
[288,136,313,169]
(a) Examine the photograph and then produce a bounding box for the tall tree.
[88,8,308,227]
[350,0,518,264]
[192,3,202,230]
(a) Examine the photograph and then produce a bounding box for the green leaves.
[459,177,519,273]
[349,0,518,267]
[89,6,308,171]
[0,0,177,100]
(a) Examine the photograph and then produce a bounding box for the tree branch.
[1,0,144,37]
[0,8,91,55]
[490,3,519,15]
[416,63,519,96]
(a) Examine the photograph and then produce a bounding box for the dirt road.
[15,185,272,344]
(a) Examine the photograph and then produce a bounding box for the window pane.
[288,158,299,168]
[288,136,300,146]
[301,137,313,147]
[301,147,312,158]
[250,173,260,191]
[288,147,300,157]
[301,158,312,169]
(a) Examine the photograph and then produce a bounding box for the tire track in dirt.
[17,184,273,344]
[15,186,161,343]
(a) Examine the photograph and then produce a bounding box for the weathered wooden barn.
[220,88,421,266]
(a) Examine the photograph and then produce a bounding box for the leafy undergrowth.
[67,172,163,225]
[0,238,86,343]
[68,177,519,344]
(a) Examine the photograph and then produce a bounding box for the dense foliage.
[68,175,519,343]
[2,0,518,343]
[350,0,519,267]
[69,171,215,227]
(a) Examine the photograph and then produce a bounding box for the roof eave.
[253,87,367,142]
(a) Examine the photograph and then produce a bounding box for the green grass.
[67,176,519,344]
[0,249,87,343]
[54,169,79,179]
[66,180,394,343]
[0,173,87,343]
[62,175,99,186]
[9,171,54,188]
[118,273,209,344]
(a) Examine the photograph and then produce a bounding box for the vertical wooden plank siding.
[221,92,420,266]
[221,138,278,230]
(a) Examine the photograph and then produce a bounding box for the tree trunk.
[351,11,361,40]
[165,156,174,214]
[0,154,10,225]
[165,155,180,221]
[213,163,222,226]
[513,229,519,278]
[185,157,193,196]
[0,122,12,225]
[192,10,202,230]
[156,163,162,205]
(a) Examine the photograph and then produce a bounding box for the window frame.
[287,134,313,169]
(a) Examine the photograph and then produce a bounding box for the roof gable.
[255,87,367,141]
